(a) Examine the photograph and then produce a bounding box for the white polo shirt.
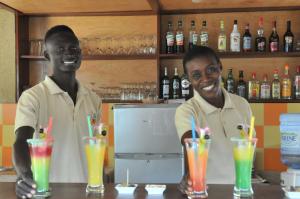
[175,88,254,184]
[15,76,101,183]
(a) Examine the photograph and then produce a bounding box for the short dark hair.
[44,25,76,44]
[183,46,221,73]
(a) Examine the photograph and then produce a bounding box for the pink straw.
[46,117,53,140]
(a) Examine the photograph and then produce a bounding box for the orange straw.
[46,117,53,140]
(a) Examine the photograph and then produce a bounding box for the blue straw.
[191,116,196,141]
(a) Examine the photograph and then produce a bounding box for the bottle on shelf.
[161,67,170,100]
[181,73,191,99]
[189,20,198,50]
[200,20,209,47]
[260,74,271,99]
[175,20,184,54]
[272,69,281,99]
[242,23,252,52]
[230,20,240,52]
[294,66,300,99]
[218,20,226,52]
[269,21,279,52]
[166,21,175,54]
[226,68,235,93]
[248,72,260,100]
[283,20,294,52]
[236,70,247,98]
[255,17,266,52]
[282,64,292,99]
[171,67,181,99]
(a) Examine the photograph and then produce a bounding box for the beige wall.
[0,8,15,103]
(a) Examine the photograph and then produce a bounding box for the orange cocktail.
[185,138,211,198]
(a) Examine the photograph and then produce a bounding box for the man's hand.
[15,174,36,199]
[178,174,192,195]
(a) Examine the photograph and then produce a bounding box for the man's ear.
[44,50,50,61]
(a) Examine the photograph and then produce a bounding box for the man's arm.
[13,126,36,199]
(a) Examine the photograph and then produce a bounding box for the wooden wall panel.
[30,60,157,89]
[161,11,300,53]
[29,15,157,39]
[0,9,15,103]
[1,0,151,14]
[28,15,158,89]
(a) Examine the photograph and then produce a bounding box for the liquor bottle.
[236,70,247,98]
[161,67,170,100]
[175,20,184,53]
[189,20,198,50]
[282,64,292,99]
[269,21,279,52]
[255,17,266,52]
[171,67,181,99]
[218,20,226,52]
[226,68,235,93]
[230,20,240,52]
[283,21,294,52]
[221,76,225,88]
[260,74,271,99]
[199,20,209,47]
[181,73,191,99]
[243,24,252,52]
[248,72,260,99]
[294,66,300,99]
[166,21,175,54]
[272,69,281,99]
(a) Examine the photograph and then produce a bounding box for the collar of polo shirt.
[44,76,88,96]
[193,87,235,115]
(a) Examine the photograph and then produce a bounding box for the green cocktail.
[27,138,53,197]
[231,137,257,197]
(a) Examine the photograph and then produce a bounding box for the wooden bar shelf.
[248,99,300,103]
[160,52,300,59]
[20,55,157,61]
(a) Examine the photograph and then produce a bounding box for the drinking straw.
[191,116,196,141]
[248,116,255,140]
[126,168,129,186]
[87,115,94,145]
[45,117,53,140]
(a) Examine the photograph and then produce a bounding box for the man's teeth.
[64,61,75,64]
[203,84,214,91]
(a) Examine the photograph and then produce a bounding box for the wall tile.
[264,126,280,148]
[264,148,287,172]
[2,104,16,125]
[264,103,287,125]
[2,125,15,147]
[250,104,264,126]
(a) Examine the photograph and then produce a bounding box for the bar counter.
[0,183,285,199]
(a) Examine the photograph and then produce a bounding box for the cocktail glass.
[27,138,53,197]
[83,137,106,194]
[231,137,257,197]
[185,138,211,198]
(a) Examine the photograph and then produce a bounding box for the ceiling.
[0,0,300,14]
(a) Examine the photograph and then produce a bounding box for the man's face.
[44,32,82,73]
[186,57,222,99]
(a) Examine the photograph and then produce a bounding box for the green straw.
[87,115,94,145]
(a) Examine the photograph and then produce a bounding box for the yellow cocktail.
[83,137,106,193]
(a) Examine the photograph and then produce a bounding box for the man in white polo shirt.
[13,25,101,199]
[175,46,255,194]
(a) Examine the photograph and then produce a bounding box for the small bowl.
[115,184,138,194]
[145,184,166,195]
[282,187,300,198]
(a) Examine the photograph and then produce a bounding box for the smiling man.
[13,25,101,198]
[175,46,254,193]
